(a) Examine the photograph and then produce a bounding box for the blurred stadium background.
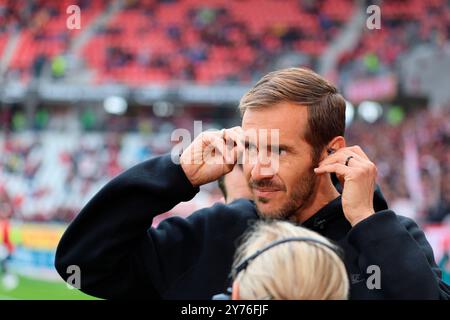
[0,0,449,299]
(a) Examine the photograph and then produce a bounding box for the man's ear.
[232,281,240,300]
[327,136,346,154]
[320,136,346,162]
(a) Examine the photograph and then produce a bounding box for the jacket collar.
[300,184,389,232]
[301,196,344,232]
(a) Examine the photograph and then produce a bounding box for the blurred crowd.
[97,0,343,84]
[347,107,450,224]
[1,0,448,86]
[0,108,227,222]
[1,0,357,84]
[337,0,448,86]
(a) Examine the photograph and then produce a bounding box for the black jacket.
[55,154,450,299]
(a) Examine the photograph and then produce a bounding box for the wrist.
[348,209,375,227]
[180,162,198,187]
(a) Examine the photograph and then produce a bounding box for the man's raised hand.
[180,127,244,187]
[314,145,377,227]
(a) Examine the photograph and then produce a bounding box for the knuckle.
[367,161,376,171]
[372,164,378,175]
[351,145,363,153]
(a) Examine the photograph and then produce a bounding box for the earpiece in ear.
[327,148,335,155]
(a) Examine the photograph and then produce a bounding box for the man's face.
[241,102,319,219]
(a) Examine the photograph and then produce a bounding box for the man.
[55,68,450,299]
[218,163,253,204]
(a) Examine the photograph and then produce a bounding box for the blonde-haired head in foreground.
[231,220,349,300]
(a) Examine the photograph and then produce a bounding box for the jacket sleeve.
[347,210,450,299]
[54,154,203,299]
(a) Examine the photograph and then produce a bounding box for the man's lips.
[252,187,282,198]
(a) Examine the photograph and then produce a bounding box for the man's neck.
[293,175,340,224]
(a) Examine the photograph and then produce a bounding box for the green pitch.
[0,274,98,300]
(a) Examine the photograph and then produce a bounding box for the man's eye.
[277,148,287,156]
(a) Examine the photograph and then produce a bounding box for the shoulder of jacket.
[210,198,258,218]
[183,198,257,222]
[395,214,420,229]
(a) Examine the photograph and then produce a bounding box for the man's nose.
[250,158,276,181]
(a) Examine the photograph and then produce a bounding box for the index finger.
[223,127,245,150]
[347,145,370,160]
[319,149,363,167]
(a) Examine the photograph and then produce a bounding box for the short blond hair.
[232,220,349,300]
